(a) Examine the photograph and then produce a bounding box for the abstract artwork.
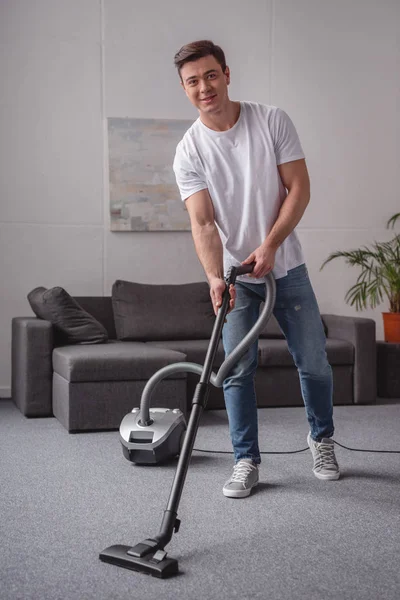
[108,117,194,231]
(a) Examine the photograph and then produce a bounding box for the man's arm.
[185,189,235,314]
[267,158,310,249]
[243,158,310,277]
[185,189,224,282]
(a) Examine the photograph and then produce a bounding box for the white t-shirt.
[173,101,306,281]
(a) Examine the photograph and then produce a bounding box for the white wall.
[1,0,399,395]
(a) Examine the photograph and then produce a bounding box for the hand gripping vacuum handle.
[137,266,276,426]
[225,262,255,284]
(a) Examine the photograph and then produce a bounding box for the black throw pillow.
[27,286,108,344]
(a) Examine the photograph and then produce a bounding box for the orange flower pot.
[382,312,400,343]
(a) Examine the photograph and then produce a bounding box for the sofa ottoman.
[52,341,187,432]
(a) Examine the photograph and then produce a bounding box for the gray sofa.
[11,281,377,432]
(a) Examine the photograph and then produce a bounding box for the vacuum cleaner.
[99,264,276,578]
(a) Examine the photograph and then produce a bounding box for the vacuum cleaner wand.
[100,264,274,578]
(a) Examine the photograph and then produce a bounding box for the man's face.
[180,55,230,114]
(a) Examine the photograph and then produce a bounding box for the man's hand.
[242,242,276,278]
[209,277,236,316]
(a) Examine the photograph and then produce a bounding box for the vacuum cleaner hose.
[138,272,276,426]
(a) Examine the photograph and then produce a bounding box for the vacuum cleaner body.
[120,407,186,465]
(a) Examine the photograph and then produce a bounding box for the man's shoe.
[222,458,259,498]
[307,432,340,480]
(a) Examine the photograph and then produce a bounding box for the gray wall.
[1,0,399,395]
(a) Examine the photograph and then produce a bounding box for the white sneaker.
[307,432,340,480]
[222,458,259,498]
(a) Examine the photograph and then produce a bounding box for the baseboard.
[0,386,11,399]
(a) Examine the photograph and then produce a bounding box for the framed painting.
[108,117,194,231]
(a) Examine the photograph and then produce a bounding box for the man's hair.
[174,40,227,80]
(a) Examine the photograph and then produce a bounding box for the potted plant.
[320,213,400,342]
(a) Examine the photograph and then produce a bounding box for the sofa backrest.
[73,292,289,341]
[72,289,333,342]
[73,296,116,339]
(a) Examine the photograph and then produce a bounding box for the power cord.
[193,447,308,455]
[332,440,400,454]
[193,440,400,455]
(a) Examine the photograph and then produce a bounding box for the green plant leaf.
[321,214,400,312]
[387,213,400,229]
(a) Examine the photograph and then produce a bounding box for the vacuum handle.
[199,262,255,384]
[225,262,255,286]
[220,262,255,313]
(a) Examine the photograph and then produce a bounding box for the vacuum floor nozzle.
[99,544,179,578]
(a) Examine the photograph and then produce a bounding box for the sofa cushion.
[52,340,187,382]
[258,338,354,367]
[147,339,225,368]
[112,280,215,341]
[28,287,108,344]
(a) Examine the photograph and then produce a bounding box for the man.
[172,40,339,498]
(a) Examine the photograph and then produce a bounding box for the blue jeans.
[222,263,334,464]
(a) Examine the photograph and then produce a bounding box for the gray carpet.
[1,398,400,600]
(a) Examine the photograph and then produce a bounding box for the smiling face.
[180,55,231,116]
